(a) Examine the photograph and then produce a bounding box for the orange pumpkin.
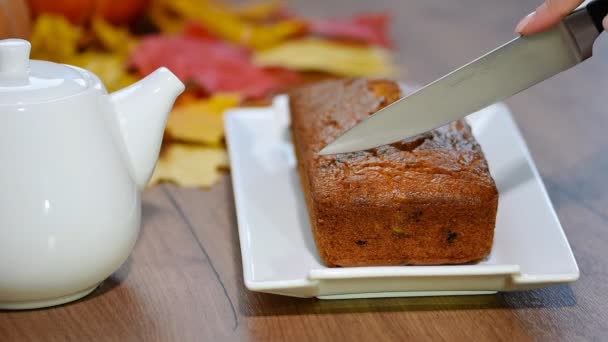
[0,0,31,39]
[28,0,149,26]
[94,0,150,25]
[28,0,94,25]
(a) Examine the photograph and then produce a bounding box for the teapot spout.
[110,67,185,189]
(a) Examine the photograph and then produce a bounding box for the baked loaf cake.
[289,79,498,267]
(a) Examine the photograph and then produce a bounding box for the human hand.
[516,0,608,35]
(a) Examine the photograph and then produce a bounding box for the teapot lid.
[0,39,92,105]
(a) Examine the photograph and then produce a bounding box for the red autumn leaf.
[129,35,299,99]
[306,13,392,47]
[182,21,221,42]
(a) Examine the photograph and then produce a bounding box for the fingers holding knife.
[516,0,607,35]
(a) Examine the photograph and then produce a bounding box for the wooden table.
[2,0,608,340]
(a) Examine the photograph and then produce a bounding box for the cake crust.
[290,79,498,267]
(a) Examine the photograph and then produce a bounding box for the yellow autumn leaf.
[69,52,137,92]
[166,95,240,145]
[233,0,283,21]
[253,38,397,77]
[158,0,303,49]
[148,0,186,33]
[30,14,82,63]
[91,17,138,55]
[148,144,229,188]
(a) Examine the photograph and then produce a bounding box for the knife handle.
[587,0,608,32]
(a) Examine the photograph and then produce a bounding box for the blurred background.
[1,0,403,188]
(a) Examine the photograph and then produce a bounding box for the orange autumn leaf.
[148,144,229,188]
[148,0,185,33]
[182,21,221,42]
[157,0,304,49]
[232,0,284,22]
[30,14,82,62]
[91,16,138,55]
[166,95,240,145]
[70,52,137,92]
[174,91,202,108]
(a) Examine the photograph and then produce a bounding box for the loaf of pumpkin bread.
[289,79,498,267]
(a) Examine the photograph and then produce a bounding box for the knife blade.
[319,1,608,155]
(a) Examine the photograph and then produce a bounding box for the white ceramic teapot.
[0,39,184,309]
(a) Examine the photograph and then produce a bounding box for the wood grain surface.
[2,0,608,340]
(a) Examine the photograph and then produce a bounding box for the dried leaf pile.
[28,0,398,189]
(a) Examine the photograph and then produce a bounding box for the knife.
[319,0,608,155]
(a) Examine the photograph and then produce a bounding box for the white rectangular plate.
[224,94,579,299]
